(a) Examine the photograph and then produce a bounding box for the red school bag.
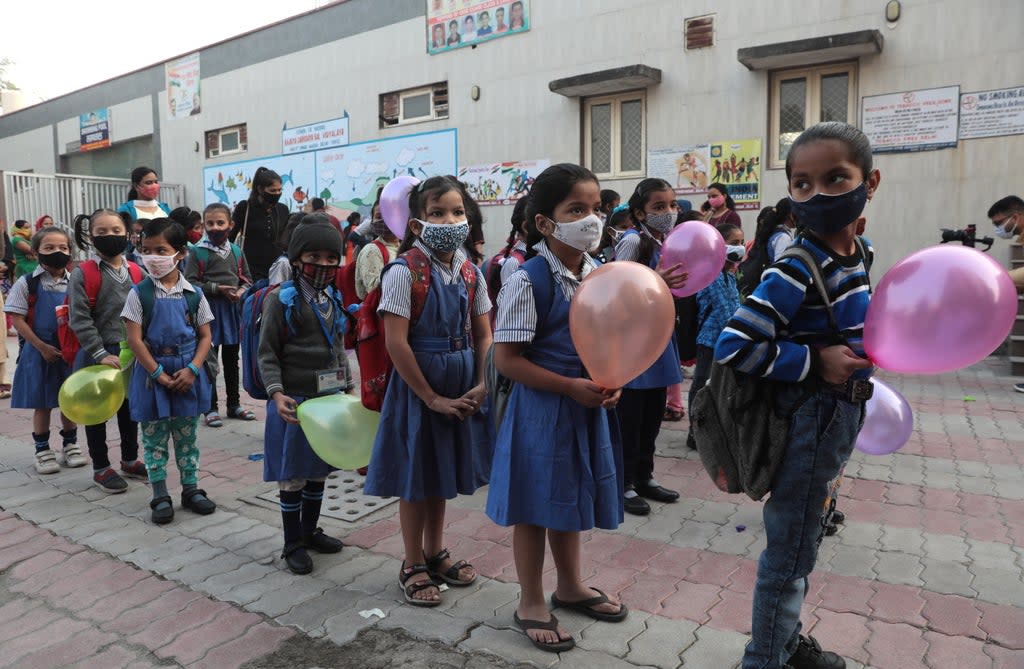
[55,260,143,366]
[335,240,389,350]
[355,246,477,412]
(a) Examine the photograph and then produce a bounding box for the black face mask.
[38,251,70,269]
[92,235,129,258]
[261,192,281,205]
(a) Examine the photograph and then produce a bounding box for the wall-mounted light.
[470,85,481,101]
[885,0,901,23]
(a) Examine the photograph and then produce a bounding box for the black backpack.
[737,226,787,297]
[689,239,868,500]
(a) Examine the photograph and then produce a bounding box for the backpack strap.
[79,260,103,309]
[138,277,202,334]
[278,280,301,338]
[372,240,390,264]
[126,261,144,284]
[520,256,556,329]
[229,242,248,284]
[777,245,845,345]
[191,246,210,282]
[24,272,42,325]
[402,247,432,326]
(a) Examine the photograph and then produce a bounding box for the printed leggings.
[141,417,200,485]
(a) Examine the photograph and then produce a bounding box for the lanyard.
[308,295,337,359]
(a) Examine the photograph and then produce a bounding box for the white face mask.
[726,244,747,262]
[140,253,179,279]
[994,215,1018,240]
[548,214,602,252]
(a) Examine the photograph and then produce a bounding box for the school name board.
[861,85,960,154]
[79,109,110,152]
[282,115,350,155]
[959,86,1024,140]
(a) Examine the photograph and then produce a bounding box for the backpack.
[674,295,700,367]
[485,248,526,307]
[191,243,248,285]
[336,240,389,350]
[55,260,144,366]
[483,255,555,429]
[737,227,787,298]
[689,238,870,501]
[356,247,478,412]
[136,276,203,335]
[239,280,348,400]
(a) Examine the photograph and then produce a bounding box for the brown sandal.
[424,548,477,586]
[399,562,441,607]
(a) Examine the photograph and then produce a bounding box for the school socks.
[280,490,312,574]
[301,481,343,553]
[59,428,77,448]
[32,431,50,453]
[151,480,171,510]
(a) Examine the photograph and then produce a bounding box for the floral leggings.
[141,417,200,485]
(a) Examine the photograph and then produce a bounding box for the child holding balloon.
[364,175,492,607]
[716,121,879,669]
[614,178,687,516]
[487,163,625,653]
[4,226,82,475]
[121,218,216,525]
[69,209,146,493]
[258,218,350,575]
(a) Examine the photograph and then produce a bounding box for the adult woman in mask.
[704,182,741,228]
[117,167,172,222]
[230,167,290,282]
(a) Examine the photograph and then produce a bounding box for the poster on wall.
[427,0,530,55]
[646,145,711,195]
[959,85,1024,140]
[79,109,110,152]
[202,153,316,212]
[282,114,350,155]
[709,139,761,210]
[861,85,959,153]
[457,159,548,206]
[314,129,458,217]
[165,53,201,120]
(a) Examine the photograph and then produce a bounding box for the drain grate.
[254,471,398,521]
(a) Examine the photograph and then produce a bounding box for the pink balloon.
[380,176,420,239]
[569,263,675,389]
[855,379,914,456]
[864,245,1016,374]
[661,221,726,297]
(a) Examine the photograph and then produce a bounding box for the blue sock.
[152,479,169,499]
[32,431,50,453]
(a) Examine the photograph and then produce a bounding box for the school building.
[0,0,1021,275]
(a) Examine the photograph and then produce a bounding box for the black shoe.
[830,510,845,525]
[788,635,846,669]
[824,521,839,536]
[283,542,313,575]
[150,496,174,524]
[623,495,650,516]
[181,488,216,515]
[635,483,680,503]
[304,527,344,553]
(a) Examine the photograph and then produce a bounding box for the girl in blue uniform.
[121,218,216,525]
[487,163,626,653]
[364,176,493,607]
[614,178,688,515]
[5,226,82,474]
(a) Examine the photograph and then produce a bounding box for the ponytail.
[73,214,92,250]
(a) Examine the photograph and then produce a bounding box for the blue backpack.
[240,280,348,400]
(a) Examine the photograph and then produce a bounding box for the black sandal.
[550,587,628,622]
[513,612,575,653]
[399,562,441,607]
[181,488,216,515]
[150,496,174,524]
[424,548,477,586]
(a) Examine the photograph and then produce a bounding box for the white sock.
[647,478,660,488]
[624,489,638,499]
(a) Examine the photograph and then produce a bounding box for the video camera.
[940,224,993,251]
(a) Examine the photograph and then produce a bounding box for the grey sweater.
[184,244,252,298]
[258,287,352,398]
[67,262,135,362]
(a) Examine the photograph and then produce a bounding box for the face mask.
[708,195,726,209]
[299,262,338,291]
[370,219,390,238]
[206,229,229,245]
[186,229,203,244]
[726,244,747,262]
[141,254,179,279]
[261,191,282,205]
[92,235,129,258]
[643,211,676,235]
[994,216,1018,240]
[417,220,469,254]
[790,183,868,236]
[138,184,160,201]
[548,214,602,252]
[38,251,70,270]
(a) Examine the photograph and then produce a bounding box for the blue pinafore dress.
[12,285,70,409]
[364,260,492,502]
[127,294,212,422]
[486,259,624,532]
[263,298,340,482]
[208,297,241,347]
[623,243,682,389]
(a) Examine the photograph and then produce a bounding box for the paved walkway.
[0,337,1021,668]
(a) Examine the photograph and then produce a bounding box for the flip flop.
[227,406,256,421]
[550,587,628,622]
[205,412,223,428]
[513,612,575,653]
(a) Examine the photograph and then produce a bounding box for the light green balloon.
[296,394,379,470]
[59,365,126,426]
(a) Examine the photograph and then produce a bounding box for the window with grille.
[379,82,450,128]
[769,63,857,168]
[205,124,247,159]
[583,92,646,179]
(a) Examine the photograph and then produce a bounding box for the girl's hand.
[657,262,689,290]
[38,343,62,364]
[272,392,299,424]
[156,372,176,389]
[567,378,610,408]
[169,368,196,393]
[457,384,486,416]
[217,285,238,301]
[817,345,873,385]
[427,395,475,420]
[99,354,121,370]
[600,387,622,409]
[234,286,248,300]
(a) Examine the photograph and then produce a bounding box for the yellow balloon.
[296,394,380,470]
[118,342,135,395]
[59,365,126,426]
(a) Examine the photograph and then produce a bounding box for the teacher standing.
[230,167,289,282]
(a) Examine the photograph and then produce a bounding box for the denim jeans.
[742,385,865,669]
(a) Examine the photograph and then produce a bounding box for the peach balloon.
[569,262,675,389]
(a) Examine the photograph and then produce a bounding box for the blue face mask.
[789,182,868,235]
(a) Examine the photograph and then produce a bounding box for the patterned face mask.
[416,220,469,254]
[643,211,676,235]
[299,262,339,290]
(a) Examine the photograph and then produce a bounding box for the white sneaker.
[59,444,88,468]
[34,449,60,474]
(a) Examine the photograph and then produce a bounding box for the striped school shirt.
[377,240,491,320]
[715,235,873,383]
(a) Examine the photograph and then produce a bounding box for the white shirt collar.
[533,240,597,281]
[412,238,469,270]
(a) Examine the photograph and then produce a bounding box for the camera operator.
[987,195,1024,392]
